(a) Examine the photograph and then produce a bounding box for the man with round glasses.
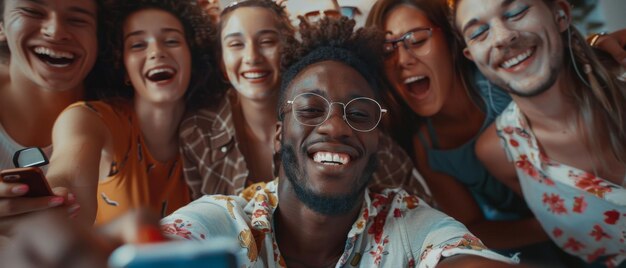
[161,17,515,267]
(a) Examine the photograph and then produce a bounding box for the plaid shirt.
[180,92,432,203]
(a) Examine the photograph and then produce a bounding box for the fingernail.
[11,185,29,194]
[48,197,64,207]
[67,193,76,203]
[67,204,81,214]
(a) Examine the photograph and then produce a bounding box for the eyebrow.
[461,0,516,34]
[124,28,184,40]
[25,0,97,19]
[223,29,279,40]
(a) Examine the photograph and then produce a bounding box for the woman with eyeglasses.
[365,0,559,259]
[180,0,430,201]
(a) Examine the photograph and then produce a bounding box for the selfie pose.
[45,0,218,225]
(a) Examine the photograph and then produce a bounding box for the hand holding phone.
[1,167,53,197]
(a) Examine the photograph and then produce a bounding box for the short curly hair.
[277,17,386,120]
[97,0,223,111]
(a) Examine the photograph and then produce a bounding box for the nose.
[491,20,518,48]
[397,43,417,68]
[316,103,352,138]
[243,42,261,65]
[148,41,166,60]
[41,14,70,41]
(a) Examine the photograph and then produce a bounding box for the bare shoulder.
[52,104,110,145]
[475,123,520,194]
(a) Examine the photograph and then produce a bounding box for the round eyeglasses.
[383,27,433,58]
[284,92,387,132]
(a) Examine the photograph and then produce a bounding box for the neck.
[134,98,185,162]
[512,71,578,131]
[235,92,278,143]
[275,176,361,266]
[0,70,83,147]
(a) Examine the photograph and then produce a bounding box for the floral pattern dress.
[496,102,626,266]
[161,179,513,267]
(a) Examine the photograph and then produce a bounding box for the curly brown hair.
[97,0,223,111]
[278,17,387,116]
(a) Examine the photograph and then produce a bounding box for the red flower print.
[553,228,563,238]
[563,237,585,252]
[571,171,613,198]
[509,139,519,147]
[572,196,587,214]
[161,222,192,240]
[516,155,538,178]
[368,207,390,244]
[407,258,415,268]
[403,196,419,209]
[368,236,389,265]
[587,247,606,263]
[604,210,620,225]
[589,225,611,241]
[542,193,568,215]
[393,208,402,218]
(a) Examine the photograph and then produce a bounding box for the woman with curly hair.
[44,0,220,225]
[180,0,430,201]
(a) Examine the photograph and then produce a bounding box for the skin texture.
[380,3,549,249]
[0,0,98,235]
[219,6,283,181]
[46,8,190,225]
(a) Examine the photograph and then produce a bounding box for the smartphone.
[0,167,53,197]
[108,238,241,268]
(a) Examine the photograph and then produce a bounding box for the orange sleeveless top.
[70,100,190,225]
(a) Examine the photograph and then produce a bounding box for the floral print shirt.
[161,180,513,268]
[496,102,626,266]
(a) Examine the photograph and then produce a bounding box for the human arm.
[415,127,548,249]
[45,105,110,226]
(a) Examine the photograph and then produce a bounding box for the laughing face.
[382,4,455,117]
[122,8,191,105]
[276,60,379,215]
[456,0,567,97]
[221,7,281,102]
[0,0,98,91]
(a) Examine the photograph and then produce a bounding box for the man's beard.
[501,65,560,98]
[280,143,377,216]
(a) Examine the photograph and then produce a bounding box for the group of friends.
[0,0,624,267]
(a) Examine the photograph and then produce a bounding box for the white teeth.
[404,76,426,84]
[500,48,533,69]
[242,72,269,79]
[147,68,175,77]
[33,46,75,59]
[313,152,350,165]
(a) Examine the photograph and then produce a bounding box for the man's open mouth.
[312,151,351,166]
[33,46,76,67]
[499,47,535,69]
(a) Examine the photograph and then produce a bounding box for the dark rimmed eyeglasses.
[284,92,387,132]
[383,27,433,58]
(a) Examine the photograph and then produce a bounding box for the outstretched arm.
[46,105,110,226]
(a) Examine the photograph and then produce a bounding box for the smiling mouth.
[242,71,270,80]
[312,151,351,166]
[146,67,176,82]
[500,47,535,69]
[403,75,430,98]
[33,46,76,68]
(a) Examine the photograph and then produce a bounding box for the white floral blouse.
[496,102,626,266]
[161,179,513,268]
